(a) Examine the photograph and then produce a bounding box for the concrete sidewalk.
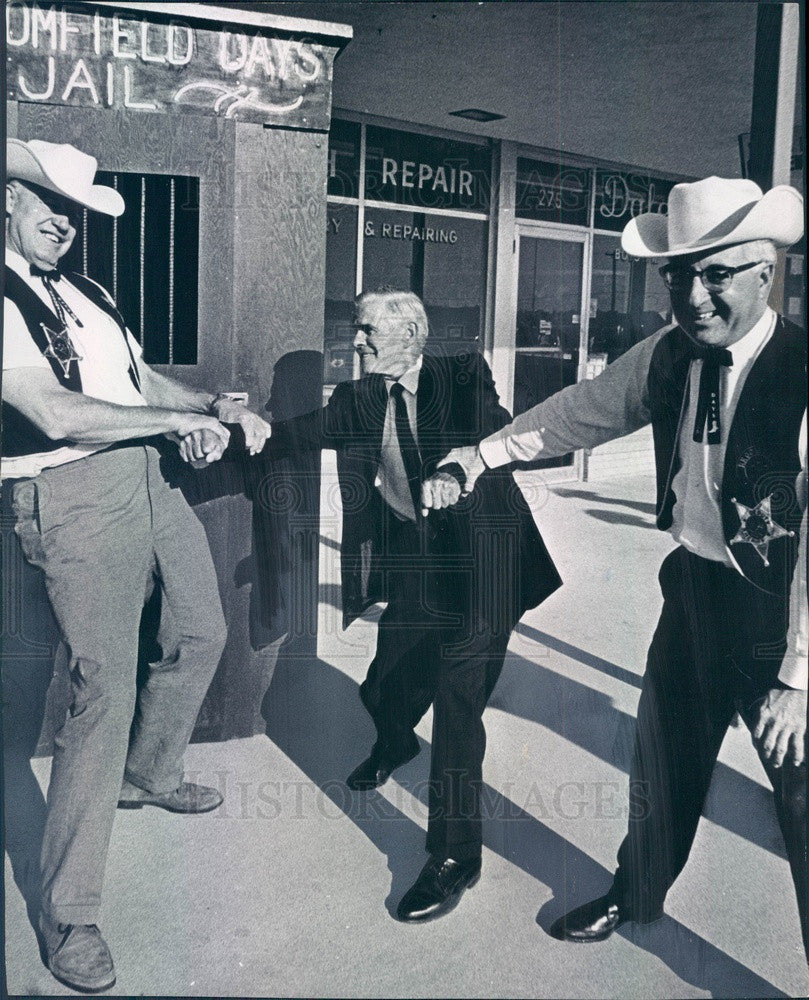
[4,470,808,998]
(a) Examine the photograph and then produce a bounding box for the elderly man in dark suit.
[271,289,560,921]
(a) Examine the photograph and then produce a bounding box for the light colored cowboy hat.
[621,176,803,258]
[6,138,125,217]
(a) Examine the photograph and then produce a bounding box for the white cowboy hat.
[6,138,125,217]
[621,176,803,258]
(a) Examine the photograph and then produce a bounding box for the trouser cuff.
[122,766,182,796]
[42,900,102,928]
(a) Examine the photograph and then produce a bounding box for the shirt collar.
[5,247,37,283]
[726,307,776,367]
[387,354,423,396]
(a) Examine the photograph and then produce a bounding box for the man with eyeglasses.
[423,177,808,959]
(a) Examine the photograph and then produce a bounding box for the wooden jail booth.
[2,0,352,746]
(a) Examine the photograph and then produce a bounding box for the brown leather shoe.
[117,779,223,814]
[38,913,116,993]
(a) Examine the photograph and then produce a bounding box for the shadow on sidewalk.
[261,651,785,998]
[585,509,656,529]
[493,649,789,860]
[552,487,657,516]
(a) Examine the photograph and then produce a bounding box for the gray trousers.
[10,444,227,925]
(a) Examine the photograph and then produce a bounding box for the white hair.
[356,288,429,346]
[742,238,778,264]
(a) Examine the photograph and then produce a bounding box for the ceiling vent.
[448,108,505,123]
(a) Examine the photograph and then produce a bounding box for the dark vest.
[648,317,806,595]
[2,267,141,460]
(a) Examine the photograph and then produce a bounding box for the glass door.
[511,226,589,471]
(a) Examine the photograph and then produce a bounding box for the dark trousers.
[612,546,807,958]
[359,512,510,861]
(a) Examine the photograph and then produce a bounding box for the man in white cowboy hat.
[423,176,808,957]
[2,138,270,992]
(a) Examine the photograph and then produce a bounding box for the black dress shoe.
[396,855,481,922]
[549,894,663,942]
[346,739,419,791]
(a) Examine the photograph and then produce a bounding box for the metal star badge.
[40,323,82,377]
[729,495,794,567]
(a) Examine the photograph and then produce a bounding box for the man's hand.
[421,470,463,516]
[751,688,807,768]
[437,446,486,495]
[176,428,229,466]
[212,398,271,455]
[172,413,230,465]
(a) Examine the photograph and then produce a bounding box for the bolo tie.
[32,268,84,376]
[36,270,84,329]
[691,345,733,444]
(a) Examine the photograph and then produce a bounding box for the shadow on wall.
[148,348,326,741]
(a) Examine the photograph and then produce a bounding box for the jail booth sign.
[4,0,352,743]
[6,1,336,127]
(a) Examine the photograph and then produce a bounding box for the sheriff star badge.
[40,323,82,377]
[729,495,794,567]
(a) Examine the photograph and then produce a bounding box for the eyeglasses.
[659,259,765,292]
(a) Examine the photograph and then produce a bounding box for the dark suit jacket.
[271,351,561,631]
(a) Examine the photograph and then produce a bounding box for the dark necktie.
[691,345,733,444]
[390,381,423,514]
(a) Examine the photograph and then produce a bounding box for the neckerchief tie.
[691,344,732,444]
[390,381,423,515]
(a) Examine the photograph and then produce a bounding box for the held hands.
[420,470,463,516]
[420,446,486,516]
[178,428,228,467]
[171,399,271,467]
[751,687,807,768]
[211,397,272,455]
[172,413,230,466]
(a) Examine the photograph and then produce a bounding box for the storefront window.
[516,158,591,226]
[365,125,490,213]
[362,209,487,352]
[589,233,670,363]
[327,119,361,200]
[593,170,676,233]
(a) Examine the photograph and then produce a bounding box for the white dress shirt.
[671,309,776,565]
